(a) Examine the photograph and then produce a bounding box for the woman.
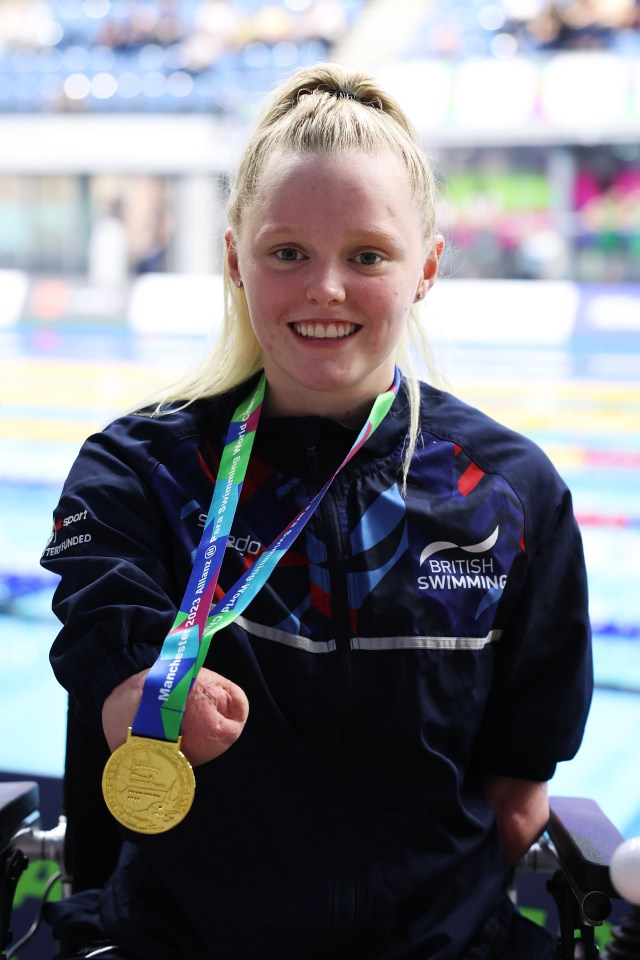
[42,63,592,959]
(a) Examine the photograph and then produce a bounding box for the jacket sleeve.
[41,427,180,730]
[477,478,593,783]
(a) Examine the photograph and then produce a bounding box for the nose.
[305,260,346,306]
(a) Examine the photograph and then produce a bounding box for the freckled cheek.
[248,306,291,358]
[243,282,288,335]
[248,273,294,313]
[361,285,411,321]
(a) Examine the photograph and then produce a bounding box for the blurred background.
[0,0,639,939]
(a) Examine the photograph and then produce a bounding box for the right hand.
[102,666,249,766]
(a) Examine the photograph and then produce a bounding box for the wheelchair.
[1,704,639,960]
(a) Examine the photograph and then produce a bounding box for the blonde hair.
[159,63,440,486]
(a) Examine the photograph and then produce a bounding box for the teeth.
[293,322,357,339]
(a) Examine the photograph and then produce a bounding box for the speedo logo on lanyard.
[198,514,263,558]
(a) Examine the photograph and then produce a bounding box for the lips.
[291,321,359,339]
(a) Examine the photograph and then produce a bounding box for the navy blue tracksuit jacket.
[42,375,592,959]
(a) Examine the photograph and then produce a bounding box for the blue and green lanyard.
[131,368,401,744]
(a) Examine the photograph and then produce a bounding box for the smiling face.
[226,149,442,423]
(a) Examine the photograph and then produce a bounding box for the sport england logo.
[417,526,506,592]
[47,509,88,544]
[43,509,91,558]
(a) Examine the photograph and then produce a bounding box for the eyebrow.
[255,224,404,246]
[348,229,403,246]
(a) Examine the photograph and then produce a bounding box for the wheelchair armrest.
[548,796,624,900]
[0,782,40,854]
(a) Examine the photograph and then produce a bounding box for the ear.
[225,228,241,286]
[420,234,445,296]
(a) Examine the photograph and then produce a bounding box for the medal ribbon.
[132,367,401,744]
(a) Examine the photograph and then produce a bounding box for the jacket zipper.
[319,481,364,952]
[306,444,319,473]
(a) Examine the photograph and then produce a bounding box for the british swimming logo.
[417,525,506,592]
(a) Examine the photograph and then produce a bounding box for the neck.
[263,386,378,428]
[261,365,397,426]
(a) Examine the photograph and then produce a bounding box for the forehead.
[244,148,418,231]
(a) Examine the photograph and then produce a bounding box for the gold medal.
[102,729,195,835]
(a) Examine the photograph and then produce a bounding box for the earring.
[415,289,425,302]
[236,280,243,288]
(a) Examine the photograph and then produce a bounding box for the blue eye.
[275,248,302,261]
[355,251,382,265]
